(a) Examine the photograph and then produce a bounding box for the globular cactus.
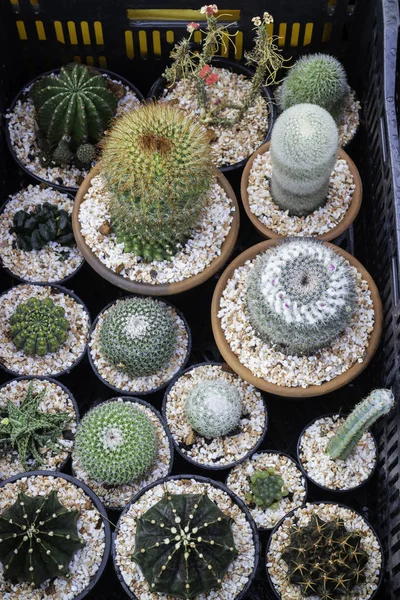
[277,53,349,120]
[9,202,74,251]
[245,468,289,509]
[9,297,70,356]
[327,389,395,461]
[100,103,214,261]
[74,400,158,485]
[99,297,177,377]
[184,380,242,438]
[270,104,339,216]
[246,238,357,356]
[132,492,237,599]
[0,490,84,587]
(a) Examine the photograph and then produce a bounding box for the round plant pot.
[241,142,363,241]
[148,57,276,173]
[0,469,111,600]
[211,239,383,398]
[112,474,260,600]
[6,68,144,194]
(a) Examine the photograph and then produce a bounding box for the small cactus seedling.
[0,490,84,587]
[132,492,237,598]
[245,468,289,509]
[9,202,74,251]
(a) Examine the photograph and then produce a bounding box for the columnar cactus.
[184,380,242,438]
[327,389,394,460]
[74,400,158,485]
[246,238,357,356]
[245,468,289,509]
[132,492,237,598]
[0,490,84,587]
[10,203,74,251]
[270,104,339,216]
[99,297,177,377]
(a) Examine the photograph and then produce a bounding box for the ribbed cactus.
[246,238,357,356]
[132,492,237,598]
[9,203,74,251]
[327,389,395,460]
[100,103,213,261]
[9,297,70,356]
[270,104,339,216]
[245,468,289,509]
[0,490,84,587]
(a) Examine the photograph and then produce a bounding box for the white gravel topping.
[78,175,234,284]
[298,415,377,490]
[0,284,90,377]
[266,503,382,600]
[165,364,266,468]
[0,185,83,283]
[226,452,307,530]
[90,299,189,393]
[0,474,106,600]
[115,478,257,600]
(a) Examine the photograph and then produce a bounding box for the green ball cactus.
[76,142,96,168]
[9,297,70,356]
[245,468,289,509]
[10,202,74,251]
[132,492,237,598]
[0,490,84,587]
[278,53,349,120]
[100,103,214,261]
[99,297,177,377]
[270,103,339,216]
[74,400,158,485]
[246,238,357,356]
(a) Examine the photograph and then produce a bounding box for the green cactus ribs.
[132,492,238,599]
[9,202,74,251]
[245,468,289,509]
[0,490,84,587]
[9,297,70,356]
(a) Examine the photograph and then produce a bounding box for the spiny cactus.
[0,490,84,587]
[74,400,158,485]
[9,202,74,251]
[99,297,177,377]
[282,514,368,599]
[327,389,395,461]
[132,492,237,598]
[278,53,349,120]
[245,468,289,509]
[246,238,357,356]
[9,297,70,356]
[100,103,213,261]
[270,104,339,216]
[184,380,242,438]
[0,380,71,470]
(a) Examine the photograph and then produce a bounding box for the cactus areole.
[132,492,238,598]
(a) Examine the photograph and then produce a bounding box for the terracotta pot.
[72,165,240,296]
[240,142,362,241]
[211,240,383,398]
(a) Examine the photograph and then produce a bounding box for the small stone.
[115,263,125,274]
[98,220,111,236]
[185,428,196,446]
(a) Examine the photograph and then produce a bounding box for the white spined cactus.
[185,380,242,438]
[270,103,339,216]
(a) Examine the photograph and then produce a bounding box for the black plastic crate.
[1,1,400,599]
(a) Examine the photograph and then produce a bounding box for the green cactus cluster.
[245,468,289,509]
[9,202,74,252]
[9,297,70,357]
[132,492,238,599]
[74,400,158,485]
[0,490,84,587]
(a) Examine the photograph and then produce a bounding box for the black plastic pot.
[88,295,192,396]
[112,473,260,600]
[0,469,111,600]
[147,57,276,173]
[162,361,268,471]
[5,68,144,194]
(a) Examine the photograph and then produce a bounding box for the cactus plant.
[9,202,74,251]
[74,400,158,485]
[327,389,395,461]
[132,492,237,598]
[100,103,214,261]
[270,104,339,216]
[184,380,242,438]
[281,514,368,599]
[246,238,357,356]
[99,297,178,377]
[0,380,71,470]
[0,490,84,587]
[245,468,289,509]
[9,297,70,356]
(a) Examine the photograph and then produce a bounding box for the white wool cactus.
[185,380,242,438]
